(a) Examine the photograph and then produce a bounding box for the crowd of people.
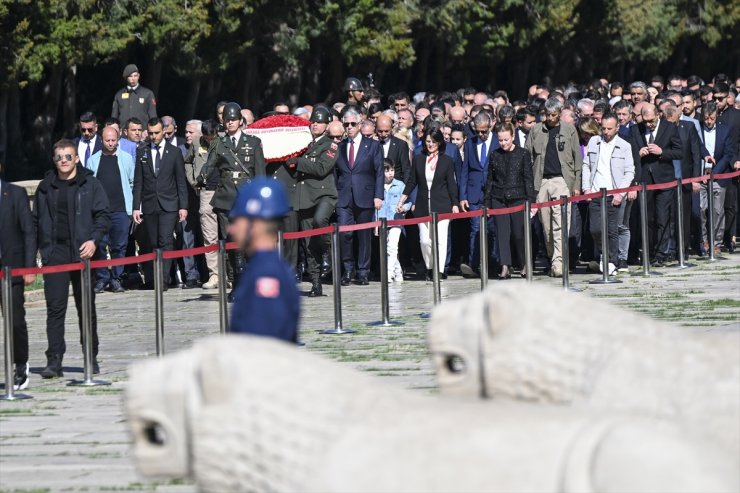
[1,64,739,391]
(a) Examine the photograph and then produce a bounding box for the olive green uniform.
[265,158,299,269]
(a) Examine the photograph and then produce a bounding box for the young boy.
[377,159,412,282]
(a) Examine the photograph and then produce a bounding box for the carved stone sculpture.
[125,336,738,492]
[428,284,740,456]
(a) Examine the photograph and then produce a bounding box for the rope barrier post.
[560,196,581,292]
[277,230,284,258]
[672,178,695,269]
[217,241,229,334]
[369,218,403,327]
[1,267,32,400]
[479,208,489,291]
[154,249,165,356]
[523,200,534,283]
[633,183,662,277]
[704,172,726,262]
[68,259,110,387]
[321,224,355,334]
[590,189,621,285]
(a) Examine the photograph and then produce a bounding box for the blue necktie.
[84,140,91,166]
[480,140,487,168]
[153,145,161,175]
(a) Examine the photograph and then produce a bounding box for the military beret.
[123,64,139,78]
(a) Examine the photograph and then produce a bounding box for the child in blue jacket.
[377,159,412,282]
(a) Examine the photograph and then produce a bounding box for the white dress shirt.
[644,119,660,143]
[703,126,716,159]
[476,134,493,165]
[347,134,362,161]
[382,138,391,158]
[593,137,616,191]
[78,135,98,168]
[150,140,166,172]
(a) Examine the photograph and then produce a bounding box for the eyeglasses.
[80,127,95,133]
[464,98,474,103]
[330,135,344,140]
[343,122,359,128]
[54,154,74,162]
[713,95,727,101]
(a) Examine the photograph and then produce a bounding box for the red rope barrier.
[163,244,218,260]
[645,181,678,191]
[339,221,382,233]
[90,252,157,269]
[284,225,334,240]
[487,204,526,216]
[388,215,432,227]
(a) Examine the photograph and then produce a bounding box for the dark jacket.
[33,167,110,265]
[628,120,683,184]
[290,135,339,210]
[335,136,384,209]
[460,134,500,205]
[675,120,702,189]
[133,141,189,213]
[699,123,735,188]
[484,146,536,205]
[0,181,36,283]
[203,133,266,211]
[403,153,459,217]
[384,135,411,182]
[111,85,157,129]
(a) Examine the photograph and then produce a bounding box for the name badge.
[139,97,145,104]
[121,93,129,99]
[232,172,241,178]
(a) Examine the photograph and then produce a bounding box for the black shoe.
[93,359,100,375]
[297,262,307,278]
[227,291,235,303]
[14,362,29,390]
[182,279,199,289]
[650,257,665,267]
[341,272,352,286]
[357,276,369,286]
[439,272,447,280]
[94,281,107,294]
[41,354,64,379]
[425,269,433,281]
[308,280,323,297]
[140,282,154,291]
[320,253,331,276]
[109,279,125,293]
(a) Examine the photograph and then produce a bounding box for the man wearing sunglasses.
[34,140,110,379]
[74,112,102,169]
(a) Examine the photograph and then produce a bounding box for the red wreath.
[246,115,311,163]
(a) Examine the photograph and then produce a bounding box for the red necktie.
[349,140,355,168]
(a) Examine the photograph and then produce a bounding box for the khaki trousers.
[537,177,570,275]
[199,190,219,276]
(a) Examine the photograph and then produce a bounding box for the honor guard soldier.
[344,77,366,107]
[111,64,157,129]
[228,178,299,343]
[285,106,339,296]
[202,102,265,300]
[265,143,300,273]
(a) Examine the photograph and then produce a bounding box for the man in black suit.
[629,103,683,265]
[335,108,384,285]
[713,82,740,251]
[162,115,188,158]
[376,115,410,181]
[74,112,103,169]
[132,118,189,288]
[0,164,36,390]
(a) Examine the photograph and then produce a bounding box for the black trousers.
[0,278,28,366]
[143,210,179,281]
[337,204,374,276]
[216,210,245,285]
[298,200,334,282]
[490,198,525,267]
[43,244,98,358]
[676,186,692,256]
[589,197,619,265]
[282,210,299,270]
[647,186,675,260]
[724,179,738,245]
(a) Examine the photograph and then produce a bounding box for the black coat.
[675,120,702,189]
[403,153,459,217]
[33,167,110,265]
[628,120,683,184]
[133,141,189,214]
[384,136,411,182]
[0,181,36,282]
[484,146,536,205]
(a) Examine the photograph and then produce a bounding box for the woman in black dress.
[483,122,535,279]
[397,127,459,279]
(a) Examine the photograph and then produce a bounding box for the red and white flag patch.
[256,277,280,298]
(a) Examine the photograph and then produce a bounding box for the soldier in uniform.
[201,102,265,300]
[344,77,366,107]
[285,106,339,296]
[265,142,300,273]
[111,64,157,127]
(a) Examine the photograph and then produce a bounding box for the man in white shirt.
[75,112,102,168]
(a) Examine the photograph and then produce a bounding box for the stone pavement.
[1,255,738,492]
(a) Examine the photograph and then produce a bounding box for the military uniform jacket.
[288,136,339,211]
[111,85,157,127]
[204,132,266,211]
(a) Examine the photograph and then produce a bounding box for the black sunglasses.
[54,154,74,162]
[343,122,359,128]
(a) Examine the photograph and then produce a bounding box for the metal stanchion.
[1,266,32,400]
[154,249,165,356]
[368,219,403,327]
[321,224,355,334]
[671,179,695,269]
[523,201,533,283]
[705,173,726,261]
[560,195,581,292]
[479,208,489,291]
[590,189,621,285]
[633,183,662,277]
[277,230,284,258]
[68,260,110,387]
[217,241,229,334]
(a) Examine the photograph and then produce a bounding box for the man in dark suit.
[132,118,189,288]
[712,83,740,251]
[162,115,188,158]
[376,115,410,181]
[629,103,683,265]
[0,165,36,390]
[459,112,499,277]
[74,112,103,169]
[335,108,384,285]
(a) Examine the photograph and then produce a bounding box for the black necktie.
[648,132,654,144]
[231,136,237,147]
[154,146,161,175]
